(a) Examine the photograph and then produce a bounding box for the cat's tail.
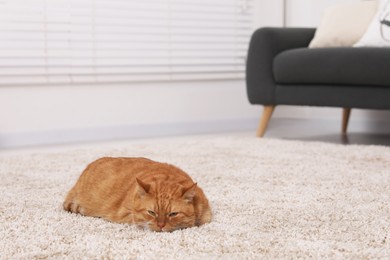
[63,188,80,213]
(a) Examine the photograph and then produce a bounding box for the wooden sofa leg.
[256,105,275,137]
[342,108,351,134]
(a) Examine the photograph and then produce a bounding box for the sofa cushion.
[273,47,390,87]
[354,0,390,47]
[309,1,377,48]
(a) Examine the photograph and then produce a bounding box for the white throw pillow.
[354,0,390,47]
[309,1,378,48]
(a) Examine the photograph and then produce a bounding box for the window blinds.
[0,0,253,86]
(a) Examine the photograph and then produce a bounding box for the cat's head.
[131,178,197,232]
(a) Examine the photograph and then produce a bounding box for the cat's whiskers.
[142,220,153,230]
[135,221,151,231]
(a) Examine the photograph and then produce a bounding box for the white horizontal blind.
[0,0,253,86]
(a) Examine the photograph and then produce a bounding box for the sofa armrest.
[246,27,316,105]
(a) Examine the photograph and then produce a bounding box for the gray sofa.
[246,27,390,137]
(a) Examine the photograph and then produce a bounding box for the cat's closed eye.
[147,210,157,217]
[147,211,178,217]
[168,212,178,217]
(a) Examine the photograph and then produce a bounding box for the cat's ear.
[136,178,151,196]
[181,183,197,203]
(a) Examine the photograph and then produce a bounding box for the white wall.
[285,0,361,27]
[253,0,284,27]
[0,80,260,148]
[0,81,256,133]
[254,0,362,29]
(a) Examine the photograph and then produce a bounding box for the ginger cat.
[63,157,212,232]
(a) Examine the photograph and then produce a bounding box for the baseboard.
[2,116,388,150]
[0,118,259,149]
[274,106,390,121]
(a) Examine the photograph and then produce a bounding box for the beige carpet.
[1,135,390,259]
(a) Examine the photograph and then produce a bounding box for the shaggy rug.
[1,135,390,259]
